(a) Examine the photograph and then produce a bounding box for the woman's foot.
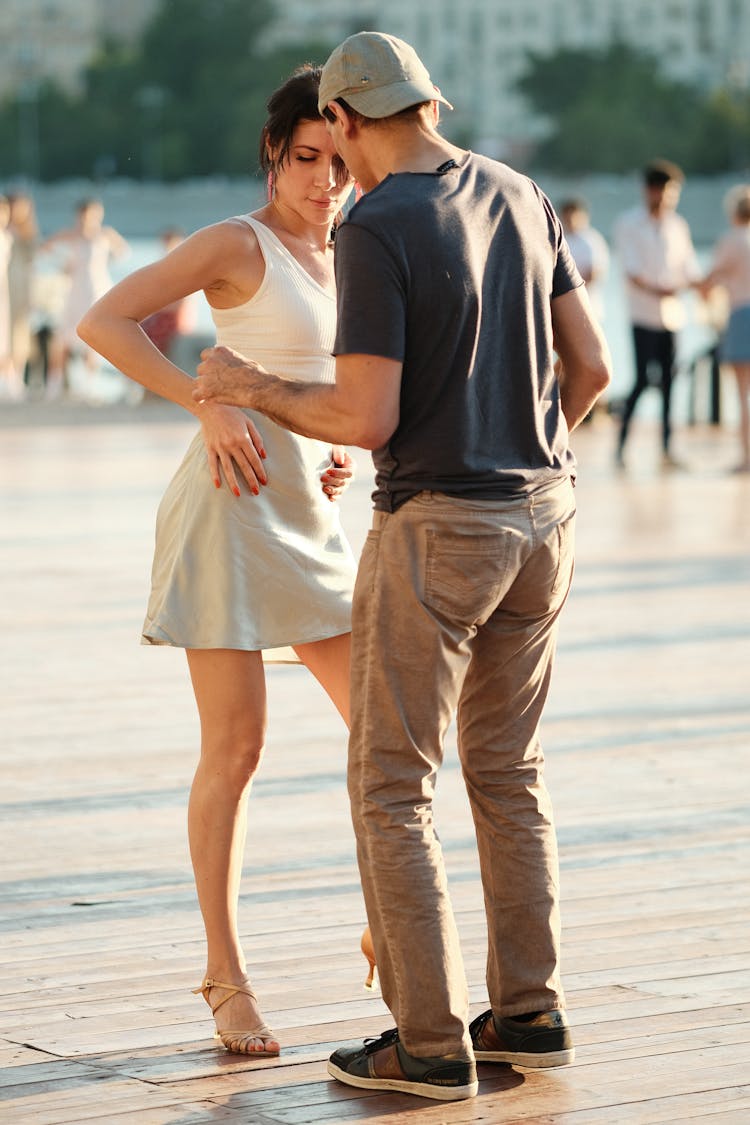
[361,926,378,990]
[193,976,280,1056]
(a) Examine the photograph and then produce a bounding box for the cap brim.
[320,79,453,118]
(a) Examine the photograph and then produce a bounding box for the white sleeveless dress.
[142,215,357,650]
[59,233,113,347]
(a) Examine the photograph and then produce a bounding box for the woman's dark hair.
[259,64,323,173]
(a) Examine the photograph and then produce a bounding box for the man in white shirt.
[614,160,700,468]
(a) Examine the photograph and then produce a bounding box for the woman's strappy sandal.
[192,977,280,1056]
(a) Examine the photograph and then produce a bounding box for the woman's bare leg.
[294,632,377,984]
[293,631,351,726]
[186,647,279,1052]
[733,363,750,470]
[45,334,68,399]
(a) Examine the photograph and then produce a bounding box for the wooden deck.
[1,400,749,1123]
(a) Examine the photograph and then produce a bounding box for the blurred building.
[0,0,748,162]
[265,0,750,160]
[0,0,159,96]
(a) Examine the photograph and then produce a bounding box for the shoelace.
[362,1028,399,1052]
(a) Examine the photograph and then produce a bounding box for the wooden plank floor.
[1,399,749,1123]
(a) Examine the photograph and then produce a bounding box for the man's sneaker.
[327,1027,478,1101]
[469,1009,575,1068]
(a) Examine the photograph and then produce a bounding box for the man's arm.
[552,286,612,432]
[194,346,402,450]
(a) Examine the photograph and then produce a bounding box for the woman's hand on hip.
[197,401,267,497]
[321,445,354,502]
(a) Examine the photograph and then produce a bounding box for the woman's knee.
[200,725,267,789]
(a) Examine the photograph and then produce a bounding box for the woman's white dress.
[142,215,357,650]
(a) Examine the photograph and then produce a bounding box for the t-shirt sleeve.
[333,222,406,360]
[614,212,640,277]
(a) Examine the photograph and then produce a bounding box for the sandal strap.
[192,977,258,1016]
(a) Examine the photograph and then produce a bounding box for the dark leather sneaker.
[469,1009,575,1068]
[327,1027,478,1101]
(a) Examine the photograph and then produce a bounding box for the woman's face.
[273,119,353,226]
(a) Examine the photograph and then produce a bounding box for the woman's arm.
[78,221,268,495]
[104,225,130,260]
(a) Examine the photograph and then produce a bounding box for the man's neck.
[363,128,465,190]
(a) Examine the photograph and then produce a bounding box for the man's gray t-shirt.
[333,151,583,511]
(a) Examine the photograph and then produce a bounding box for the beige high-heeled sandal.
[192,977,280,1056]
[361,926,378,991]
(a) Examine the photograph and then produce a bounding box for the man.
[194,32,611,1102]
[560,196,610,323]
[614,159,700,469]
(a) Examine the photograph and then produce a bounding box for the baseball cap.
[318,31,453,119]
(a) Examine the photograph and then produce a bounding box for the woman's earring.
[267,170,275,202]
[354,182,363,202]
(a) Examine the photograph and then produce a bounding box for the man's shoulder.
[666,209,693,233]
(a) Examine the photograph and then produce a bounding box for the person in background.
[559,197,609,323]
[78,66,357,1060]
[0,194,23,401]
[141,227,197,359]
[42,198,129,399]
[699,184,750,473]
[7,191,39,392]
[614,159,701,470]
[193,30,611,1103]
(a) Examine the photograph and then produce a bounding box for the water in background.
[23,172,742,412]
[103,235,723,425]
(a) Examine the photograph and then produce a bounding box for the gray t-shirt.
[333,151,583,511]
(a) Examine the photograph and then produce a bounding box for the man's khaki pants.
[348,479,576,1059]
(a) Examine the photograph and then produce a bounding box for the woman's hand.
[196,401,267,496]
[321,445,354,502]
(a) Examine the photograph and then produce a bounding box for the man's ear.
[327,100,355,136]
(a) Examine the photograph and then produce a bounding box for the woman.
[699,185,750,473]
[7,191,39,388]
[0,194,18,399]
[44,197,129,398]
[78,66,358,1057]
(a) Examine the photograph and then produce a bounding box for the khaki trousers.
[348,479,576,1058]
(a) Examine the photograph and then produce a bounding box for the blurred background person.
[41,198,129,400]
[0,193,24,401]
[140,227,197,359]
[560,196,609,322]
[614,160,701,470]
[7,191,39,392]
[699,184,750,473]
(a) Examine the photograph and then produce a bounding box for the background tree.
[517,42,750,175]
[0,0,337,181]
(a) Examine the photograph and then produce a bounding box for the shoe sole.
[474,1047,575,1068]
[327,1060,478,1101]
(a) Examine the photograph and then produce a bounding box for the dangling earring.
[354,182,363,203]
[266,170,275,202]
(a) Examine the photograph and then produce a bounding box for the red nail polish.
[214,479,221,489]
[233,486,241,497]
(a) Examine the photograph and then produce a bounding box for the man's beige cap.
[318,31,452,119]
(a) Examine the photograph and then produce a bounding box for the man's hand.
[195,345,269,408]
